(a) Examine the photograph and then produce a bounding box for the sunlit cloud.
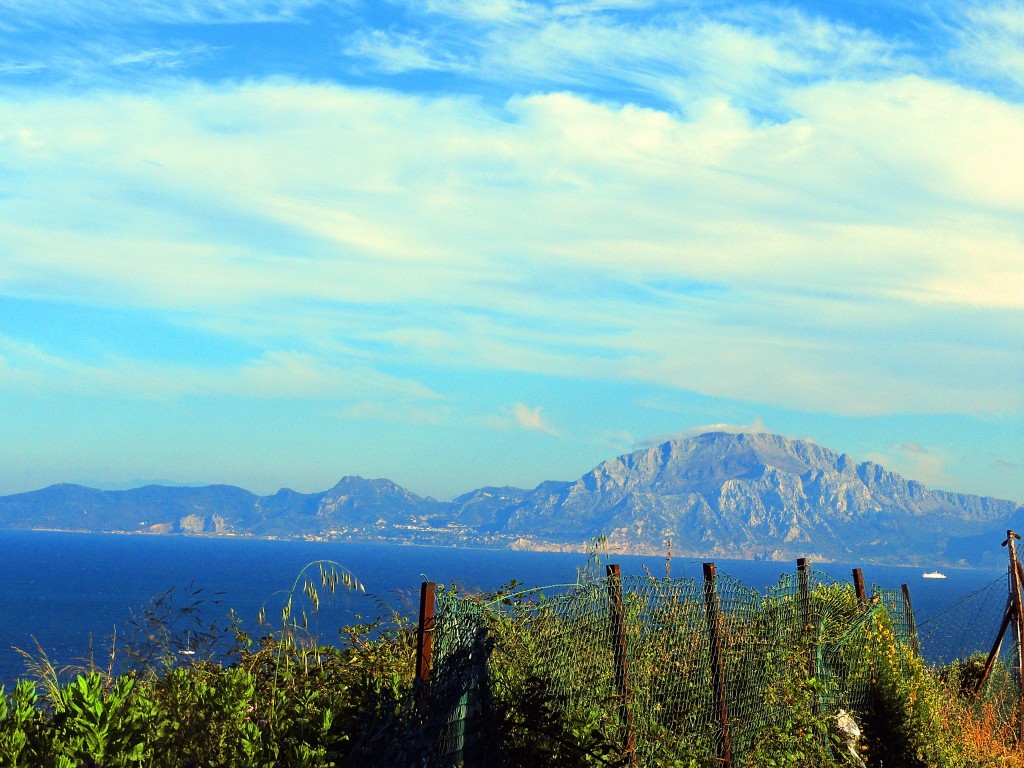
[865,442,956,491]
[512,402,559,435]
[483,402,560,435]
[0,335,440,403]
[636,418,770,447]
[343,30,465,74]
[0,0,1021,500]
[0,0,321,25]
[0,75,1020,417]
[951,1,1024,91]
[341,0,907,116]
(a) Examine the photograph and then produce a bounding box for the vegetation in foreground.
[1,562,1023,767]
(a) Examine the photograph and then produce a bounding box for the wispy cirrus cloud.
[0,60,45,75]
[0,0,323,26]
[107,44,214,70]
[866,442,956,490]
[342,3,905,114]
[0,0,321,86]
[0,77,1020,417]
[0,334,439,403]
[950,1,1024,92]
[343,30,467,74]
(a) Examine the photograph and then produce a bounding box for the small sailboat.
[922,571,947,579]
[179,631,196,656]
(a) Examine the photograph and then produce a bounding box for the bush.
[3,565,1024,767]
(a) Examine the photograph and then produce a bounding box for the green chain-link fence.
[419,562,919,767]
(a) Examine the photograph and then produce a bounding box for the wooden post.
[606,564,638,767]
[703,562,732,768]
[900,584,920,657]
[416,581,436,707]
[852,568,867,606]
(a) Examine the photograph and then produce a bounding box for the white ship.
[922,571,947,579]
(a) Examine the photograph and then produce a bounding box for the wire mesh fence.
[417,560,924,767]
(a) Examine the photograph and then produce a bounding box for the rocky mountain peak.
[590,431,839,495]
[494,431,1022,564]
[323,476,437,503]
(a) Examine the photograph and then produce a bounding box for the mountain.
[250,477,455,538]
[1,432,1019,566]
[488,432,1020,565]
[0,483,259,534]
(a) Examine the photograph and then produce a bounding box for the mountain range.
[2,432,1019,567]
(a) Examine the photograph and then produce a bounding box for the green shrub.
[4,564,1024,768]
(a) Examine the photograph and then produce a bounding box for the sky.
[0,0,1021,503]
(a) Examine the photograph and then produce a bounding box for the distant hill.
[1,432,1019,567]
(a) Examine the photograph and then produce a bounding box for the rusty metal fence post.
[416,581,436,711]
[796,558,810,630]
[796,558,820,717]
[703,562,732,768]
[977,532,1024,699]
[852,568,866,607]
[606,564,638,767]
[1006,531,1024,741]
[900,584,920,657]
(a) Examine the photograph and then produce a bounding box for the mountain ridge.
[1,432,1018,566]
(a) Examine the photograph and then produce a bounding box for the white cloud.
[343,30,465,74]
[951,2,1024,90]
[343,2,904,114]
[512,403,560,435]
[865,442,956,490]
[0,60,45,74]
[0,335,440,403]
[553,1,663,13]
[419,0,533,23]
[0,0,321,26]
[636,418,770,447]
[483,402,560,435]
[105,44,214,71]
[0,73,1021,417]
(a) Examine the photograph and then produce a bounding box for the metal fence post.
[1005,531,1024,741]
[703,562,732,768]
[796,558,810,630]
[796,558,820,717]
[852,568,866,606]
[606,564,638,767]
[900,584,920,657]
[977,532,1024,696]
[416,581,436,710]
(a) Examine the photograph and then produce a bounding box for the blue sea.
[0,531,1010,686]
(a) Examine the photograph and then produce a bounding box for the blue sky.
[0,0,1021,503]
